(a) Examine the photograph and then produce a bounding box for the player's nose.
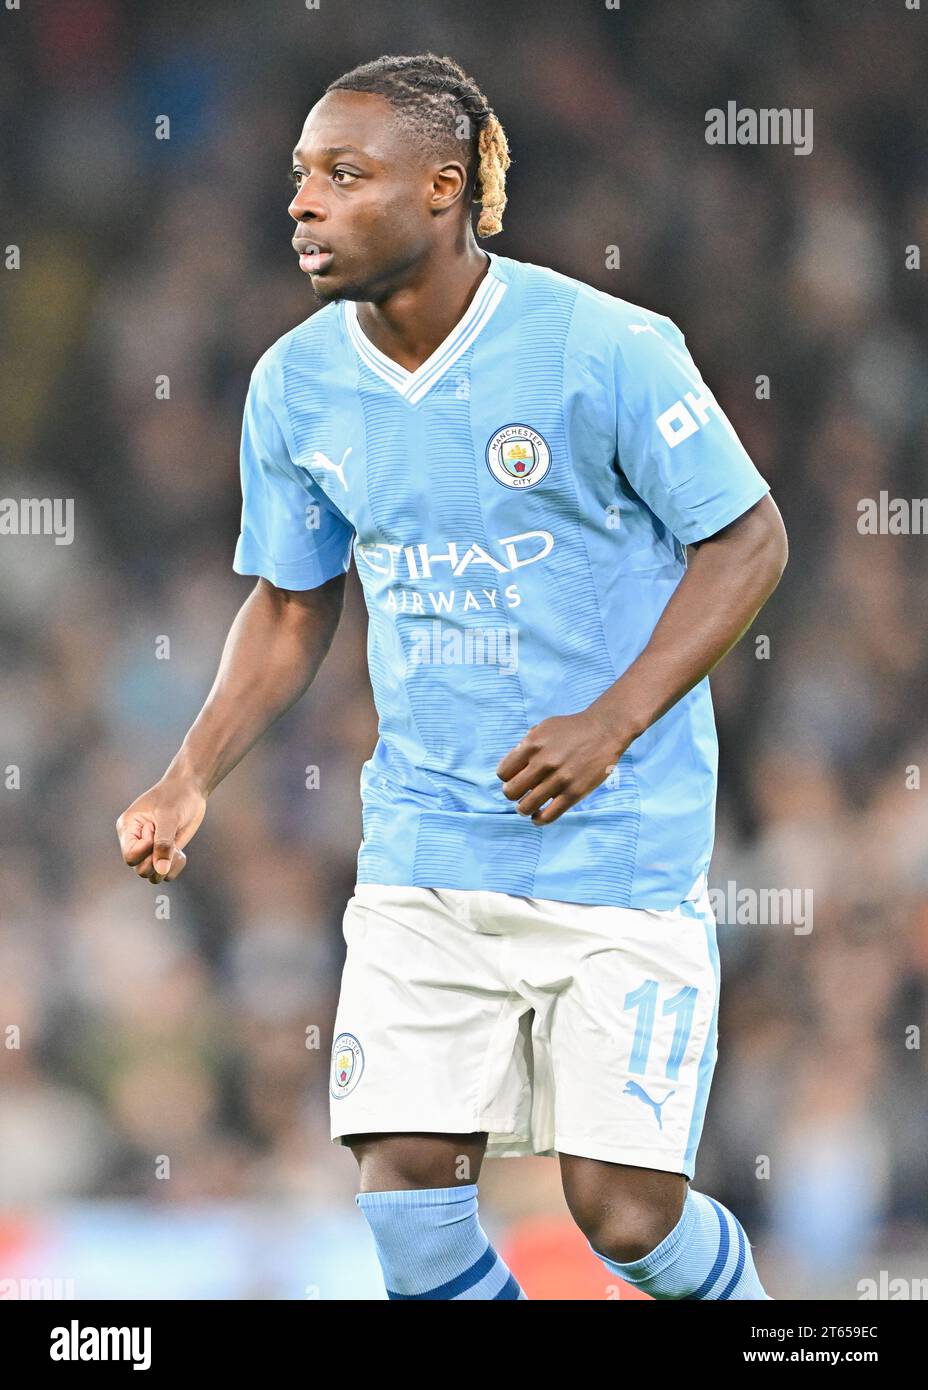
[288,179,327,224]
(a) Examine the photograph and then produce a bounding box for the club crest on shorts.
[330,1032,364,1099]
[486,424,552,489]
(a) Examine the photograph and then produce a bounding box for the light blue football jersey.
[233,252,770,909]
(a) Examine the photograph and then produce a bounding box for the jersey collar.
[342,252,508,405]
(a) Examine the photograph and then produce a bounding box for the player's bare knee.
[572,1197,680,1264]
[562,1164,686,1263]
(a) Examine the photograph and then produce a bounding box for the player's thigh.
[551,897,719,1178]
[345,1131,489,1191]
[330,886,520,1140]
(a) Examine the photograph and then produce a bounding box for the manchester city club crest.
[486,424,552,489]
[330,1031,364,1099]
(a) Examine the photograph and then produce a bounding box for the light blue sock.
[592,1188,772,1300]
[356,1183,527,1300]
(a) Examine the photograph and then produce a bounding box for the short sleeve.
[614,315,770,544]
[232,354,354,590]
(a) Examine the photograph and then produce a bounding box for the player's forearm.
[590,496,788,748]
[165,575,345,795]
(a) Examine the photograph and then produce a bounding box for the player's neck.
[355,243,491,374]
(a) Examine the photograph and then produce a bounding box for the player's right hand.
[115,776,207,885]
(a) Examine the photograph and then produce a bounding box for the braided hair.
[326,53,511,237]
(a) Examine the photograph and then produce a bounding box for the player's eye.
[288,168,306,191]
[332,167,360,185]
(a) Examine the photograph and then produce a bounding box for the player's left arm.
[496,494,787,824]
[497,310,787,825]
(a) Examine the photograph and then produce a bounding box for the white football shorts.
[329,882,720,1178]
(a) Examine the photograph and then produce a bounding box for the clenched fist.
[116,775,207,885]
[496,708,626,825]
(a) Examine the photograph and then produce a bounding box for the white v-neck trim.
[343,253,508,405]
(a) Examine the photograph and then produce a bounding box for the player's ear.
[430,161,469,213]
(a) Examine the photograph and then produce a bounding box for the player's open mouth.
[296,246,334,274]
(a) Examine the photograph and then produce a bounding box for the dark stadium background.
[1,0,926,1299]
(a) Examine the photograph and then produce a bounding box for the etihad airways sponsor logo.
[355,530,554,580]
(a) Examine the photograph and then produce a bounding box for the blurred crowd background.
[1,0,927,1299]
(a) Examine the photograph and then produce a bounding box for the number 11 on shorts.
[624,980,699,1081]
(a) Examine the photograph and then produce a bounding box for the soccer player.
[116,53,788,1301]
